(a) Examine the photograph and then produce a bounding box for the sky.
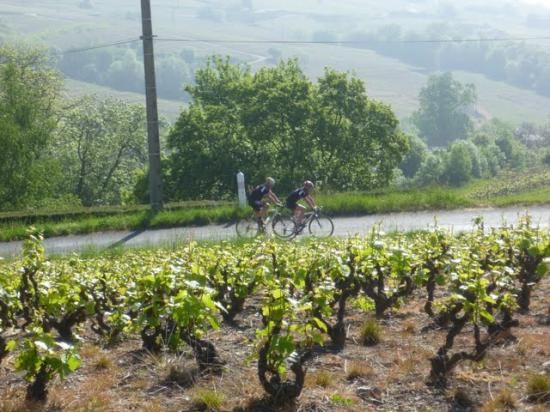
[522,0,550,7]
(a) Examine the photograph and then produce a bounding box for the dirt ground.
[1,277,549,412]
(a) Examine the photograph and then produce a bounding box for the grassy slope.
[1,168,549,242]
[2,1,550,124]
[64,79,184,121]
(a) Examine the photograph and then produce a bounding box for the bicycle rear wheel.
[308,214,334,238]
[236,216,261,238]
[272,214,296,239]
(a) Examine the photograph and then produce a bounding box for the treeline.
[0,45,148,211]
[0,46,408,210]
[2,43,549,212]
[400,121,529,187]
[399,72,547,187]
[162,57,408,200]
[340,24,550,97]
[57,45,201,100]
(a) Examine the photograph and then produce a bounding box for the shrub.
[527,374,550,403]
[191,388,225,411]
[480,389,516,411]
[311,370,332,388]
[359,319,381,346]
[444,140,474,187]
[400,135,428,178]
[346,361,374,381]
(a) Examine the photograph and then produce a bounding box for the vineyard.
[1,218,549,411]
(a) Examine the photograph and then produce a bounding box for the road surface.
[0,206,548,257]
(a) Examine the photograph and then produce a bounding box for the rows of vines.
[0,217,548,405]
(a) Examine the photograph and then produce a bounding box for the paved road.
[0,206,548,257]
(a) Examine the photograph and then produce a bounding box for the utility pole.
[140,0,163,211]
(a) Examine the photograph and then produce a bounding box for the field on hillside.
[0,225,549,411]
[2,0,550,123]
[64,79,184,121]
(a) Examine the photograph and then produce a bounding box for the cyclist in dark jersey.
[248,177,282,224]
[285,180,317,226]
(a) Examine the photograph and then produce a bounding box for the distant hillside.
[64,79,184,121]
[3,0,550,125]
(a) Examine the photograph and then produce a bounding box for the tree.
[105,49,142,93]
[414,152,445,186]
[156,55,191,100]
[167,57,408,200]
[312,68,408,190]
[0,45,63,210]
[400,135,428,178]
[168,57,254,200]
[55,97,148,206]
[443,140,473,186]
[412,72,477,147]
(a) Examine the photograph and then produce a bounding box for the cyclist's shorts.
[285,200,298,210]
[249,200,264,211]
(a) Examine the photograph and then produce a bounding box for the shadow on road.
[107,229,146,249]
[107,209,157,249]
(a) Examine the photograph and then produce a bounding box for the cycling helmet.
[304,180,314,189]
[266,177,275,187]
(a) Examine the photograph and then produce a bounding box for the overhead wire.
[155,36,550,44]
[58,35,550,55]
[60,38,141,54]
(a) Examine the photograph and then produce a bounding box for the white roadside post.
[236,172,247,208]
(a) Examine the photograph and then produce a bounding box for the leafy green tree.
[168,57,253,199]
[167,57,408,199]
[157,55,192,100]
[244,60,315,190]
[412,73,477,147]
[461,140,486,178]
[0,45,63,210]
[105,49,142,92]
[312,68,408,190]
[413,152,445,186]
[443,140,473,186]
[400,135,428,178]
[55,97,148,206]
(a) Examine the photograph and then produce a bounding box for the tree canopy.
[0,45,150,211]
[412,72,477,147]
[167,57,409,199]
[0,45,62,209]
[55,97,148,206]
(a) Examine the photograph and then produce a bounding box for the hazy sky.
[523,0,550,6]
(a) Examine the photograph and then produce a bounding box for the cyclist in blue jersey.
[248,177,282,225]
[285,180,317,226]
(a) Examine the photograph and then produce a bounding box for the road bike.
[235,205,296,239]
[278,207,335,239]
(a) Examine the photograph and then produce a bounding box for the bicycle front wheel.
[308,214,334,238]
[272,214,296,239]
[236,217,260,238]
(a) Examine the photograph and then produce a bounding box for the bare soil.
[1,278,549,412]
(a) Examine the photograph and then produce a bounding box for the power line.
[58,34,550,55]
[155,36,550,45]
[61,38,141,54]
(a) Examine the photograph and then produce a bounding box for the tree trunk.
[181,331,224,371]
[0,335,7,364]
[26,366,50,401]
[141,325,163,353]
[257,340,309,402]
